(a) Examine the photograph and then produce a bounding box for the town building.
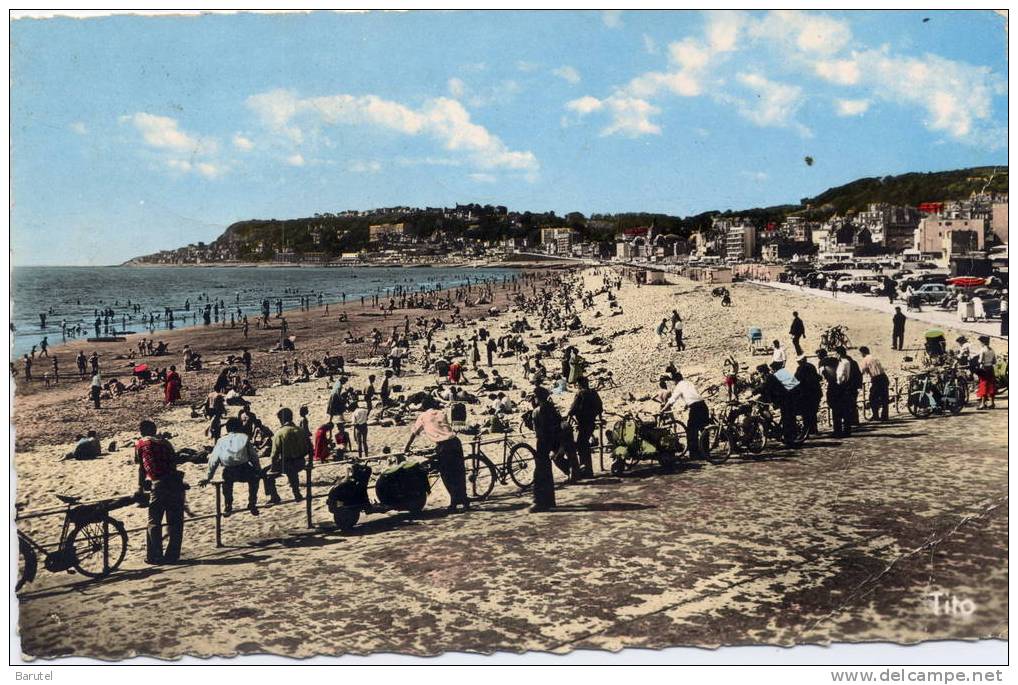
[991,202,1008,245]
[913,217,986,259]
[723,222,756,260]
[368,222,407,242]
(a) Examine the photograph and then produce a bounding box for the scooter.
[326,454,431,530]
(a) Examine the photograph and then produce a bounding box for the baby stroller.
[923,329,947,366]
[747,327,764,355]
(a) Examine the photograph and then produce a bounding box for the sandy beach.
[14,266,1008,658]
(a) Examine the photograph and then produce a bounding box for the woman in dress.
[163,365,182,406]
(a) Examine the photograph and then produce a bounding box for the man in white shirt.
[351,402,370,457]
[200,417,261,515]
[859,346,889,421]
[663,372,708,459]
[771,340,787,368]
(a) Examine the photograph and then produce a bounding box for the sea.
[10,265,521,358]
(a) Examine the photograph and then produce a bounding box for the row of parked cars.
[787,264,1007,317]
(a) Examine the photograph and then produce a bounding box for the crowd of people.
[30,266,1005,568]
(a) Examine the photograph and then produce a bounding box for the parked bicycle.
[819,325,851,351]
[748,399,809,447]
[16,492,142,591]
[906,370,964,418]
[699,398,767,464]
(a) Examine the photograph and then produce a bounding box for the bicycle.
[819,325,851,351]
[906,370,963,418]
[699,398,767,464]
[16,493,139,591]
[748,399,808,447]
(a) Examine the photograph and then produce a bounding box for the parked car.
[838,275,884,294]
[911,283,949,304]
[898,272,949,292]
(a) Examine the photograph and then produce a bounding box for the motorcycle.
[326,455,431,531]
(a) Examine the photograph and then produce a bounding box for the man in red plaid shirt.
[135,419,184,564]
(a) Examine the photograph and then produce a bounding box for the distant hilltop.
[124,165,1007,266]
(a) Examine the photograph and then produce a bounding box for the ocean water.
[10,265,520,358]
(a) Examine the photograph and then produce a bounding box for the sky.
[10,9,1009,265]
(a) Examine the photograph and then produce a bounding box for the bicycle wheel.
[69,517,128,579]
[699,424,732,465]
[942,383,964,415]
[465,452,496,501]
[741,416,767,454]
[670,419,690,459]
[507,443,536,489]
[907,390,934,419]
[17,535,37,592]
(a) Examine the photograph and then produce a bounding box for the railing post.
[598,417,605,473]
[213,482,223,548]
[305,459,313,529]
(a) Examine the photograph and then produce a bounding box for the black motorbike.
[326,457,431,531]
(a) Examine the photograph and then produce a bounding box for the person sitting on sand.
[67,430,101,460]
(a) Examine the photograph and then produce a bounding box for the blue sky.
[11,9,1008,265]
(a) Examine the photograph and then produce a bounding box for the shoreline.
[11,266,570,450]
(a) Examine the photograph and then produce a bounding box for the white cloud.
[396,156,462,167]
[552,65,581,84]
[814,58,861,85]
[69,121,87,135]
[232,134,254,151]
[248,88,538,175]
[741,170,769,182]
[516,60,540,72]
[835,98,870,116]
[626,70,701,98]
[121,112,226,178]
[602,10,623,29]
[733,73,805,130]
[568,95,661,137]
[348,159,382,174]
[851,49,1004,141]
[468,172,496,183]
[286,153,305,167]
[447,77,466,98]
[751,10,852,56]
[440,78,520,107]
[642,34,658,55]
[196,162,226,178]
[123,112,218,155]
[704,10,742,53]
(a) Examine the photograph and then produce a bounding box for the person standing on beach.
[859,346,889,421]
[975,335,997,410]
[663,371,709,460]
[351,402,369,458]
[264,408,307,504]
[164,365,182,406]
[404,407,470,513]
[23,355,32,381]
[673,314,685,351]
[771,340,787,369]
[892,307,906,351]
[90,372,102,409]
[39,337,49,357]
[76,350,87,379]
[51,356,59,383]
[821,357,849,437]
[529,386,560,512]
[566,376,602,480]
[789,312,805,356]
[795,355,822,435]
[135,419,185,565]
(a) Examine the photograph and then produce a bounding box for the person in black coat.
[892,307,906,350]
[794,355,823,436]
[529,386,560,512]
[789,312,806,356]
[566,377,603,479]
